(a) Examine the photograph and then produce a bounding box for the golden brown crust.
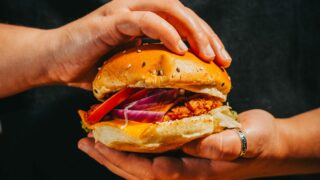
[93,44,231,101]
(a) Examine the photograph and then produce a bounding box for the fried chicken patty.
[165,96,222,120]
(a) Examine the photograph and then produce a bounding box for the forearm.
[267,108,320,176]
[0,24,57,97]
[282,108,320,159]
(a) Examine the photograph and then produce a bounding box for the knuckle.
[207,143,221,159]
[195,31,207,41]
[218,131,241,160]
[141,11,157,22]
[220,145,238,160]
[202,135,237,160]
[201,137,220,156]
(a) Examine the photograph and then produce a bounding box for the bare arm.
[274,108,320,175]
[0,0,232,98]
[0,24,55,97]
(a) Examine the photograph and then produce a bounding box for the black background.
[0,0,319,179]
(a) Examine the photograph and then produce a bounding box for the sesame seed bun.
[93,44,231,101]
[79,44,238,153]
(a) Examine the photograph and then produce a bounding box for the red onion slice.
[120,89,168,108]
[124,89,179,110]
[112,109,165,123]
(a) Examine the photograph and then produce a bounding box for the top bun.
[93,44,231,101]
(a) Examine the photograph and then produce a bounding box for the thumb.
[182,129,243,161]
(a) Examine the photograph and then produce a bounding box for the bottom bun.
[89,106,240,153]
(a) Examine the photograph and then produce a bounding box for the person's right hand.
[78,109,284,179]
[46,0,232,90]
[78,108,320,179]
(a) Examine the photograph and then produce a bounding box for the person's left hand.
[78,109,288,179]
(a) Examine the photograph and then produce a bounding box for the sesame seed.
[127,64,132,68]
[122,50,126,54]
[158,69,164,76]
[152,69,157,75]
[137,49,142,53]
[142,62,146,67]
[176,67,180,72]
[98,67,101,70]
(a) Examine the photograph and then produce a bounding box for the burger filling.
[164,96,222,121]
[79,88,231,129]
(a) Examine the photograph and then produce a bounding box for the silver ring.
[234,129,247,157]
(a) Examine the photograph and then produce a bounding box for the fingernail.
[204,44,215,58]
[221,48,232,62]
[178,40,188,52]
[88,132,93,138]
[78,141,89,153]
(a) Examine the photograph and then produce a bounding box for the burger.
[78,44,240,153]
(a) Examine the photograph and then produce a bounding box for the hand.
[46,0,232,90]
[78,110,289,179]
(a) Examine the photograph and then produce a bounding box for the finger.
[94,142,155,179]
[152,156,212,179]
[185,8,232,67]
[94,142,246,179]
[115,11,188,54]
[78,138,137,179]
[128,0,215,61]
[182,129,242,160]
[94,146,213,180]
[237,109,276,158]
[155,156,255,179]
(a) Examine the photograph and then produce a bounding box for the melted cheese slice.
[93,119,151,139]
[79,110,152,138]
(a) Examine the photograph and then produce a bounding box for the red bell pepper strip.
[119,88,150,107]
[87,88,140,124]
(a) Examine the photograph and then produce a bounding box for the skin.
[1,0,319,178]
[78,108,320,179]
[0,0,232,98]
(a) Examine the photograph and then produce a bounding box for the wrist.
[264,115,320,176]
[15,28,60,88]
[28,29,64,86]
[272,118,291,160]
[245,118,292,178]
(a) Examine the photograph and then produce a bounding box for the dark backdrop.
[0,0,319,179]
